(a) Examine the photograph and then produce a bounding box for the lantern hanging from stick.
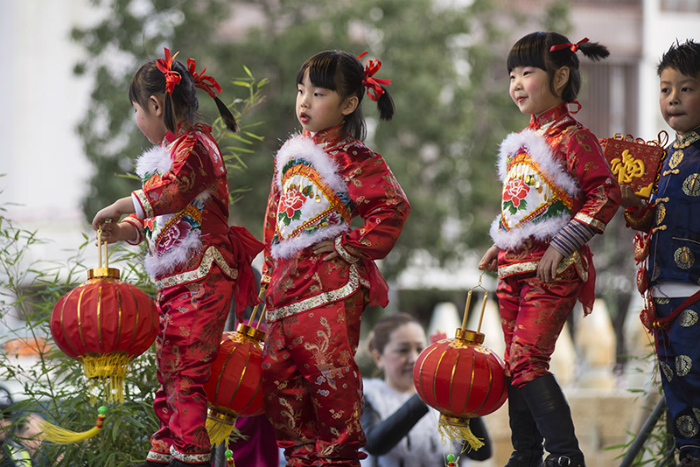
[204,286,267,467]
[42,229,159,443]
[413,272,507,453]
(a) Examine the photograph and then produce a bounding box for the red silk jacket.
[261,126,410,321]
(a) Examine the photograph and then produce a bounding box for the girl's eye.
[314,92,324,97]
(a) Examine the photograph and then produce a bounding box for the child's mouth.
[300,113,310,123]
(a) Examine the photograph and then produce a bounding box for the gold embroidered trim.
[334,236,359,264]
[147,451,171,463]
[674,246,695,270]
[498,251,586,280]
[266,265,360,322]
[683,174,700,196]
[134,189,154,219]
[170,446,210,463]
[154,247,238,290]
[573,212,606,232]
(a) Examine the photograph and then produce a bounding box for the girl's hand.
[98,222,137,244]
[91,197,136,231]
[478,245,500,272]
[312,239,338,261]
[537,246,564,283]
[620,184,644,209]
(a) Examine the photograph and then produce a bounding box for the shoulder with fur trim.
[497,129,579,196]
[135,145,172,180]
[274,134,345,191]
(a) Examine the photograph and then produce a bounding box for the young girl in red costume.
[478,32,620,467]
[92,48,263,467]
[261,50,410,467]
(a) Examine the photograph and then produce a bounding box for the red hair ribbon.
[549,37,589,53]
[358,51,391,101]
[187,58,222,99]
[156,48,181,95]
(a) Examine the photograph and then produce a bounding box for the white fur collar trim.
[135,145,172,179]
[275,134,348,195]
[145,230,203,278]
[497,130,580,196]
[489,214,571,250]
[271,224,350,259]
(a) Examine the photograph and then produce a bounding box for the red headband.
[187,58,222,99]
[549,37,589,53]
[358,51,391,101]
[156,48,181,95]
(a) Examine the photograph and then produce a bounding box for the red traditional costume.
[490,104,620,387]
[123,123,262,465]
[261,126,410,466]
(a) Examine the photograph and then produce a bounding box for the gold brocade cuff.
[334,236,359,264]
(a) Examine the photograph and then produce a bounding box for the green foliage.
[0,211,159,466]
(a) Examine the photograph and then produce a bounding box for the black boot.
[132,462,167,467]
[505,379,544,467]
[520,374,585,467]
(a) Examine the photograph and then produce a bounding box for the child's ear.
[341,96,359,116]
[370,349,383,368]
[554,67,570,95]
[148,95,165,117]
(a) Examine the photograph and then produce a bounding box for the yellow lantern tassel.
[40,406,108,444]
[81,353,132,403]
[206,409,238,446]
[438,415,484,451]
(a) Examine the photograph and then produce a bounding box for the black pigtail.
[377,88,395,121]
[579,41,610,61]
[214,96,238,132]
[163,94,178,133]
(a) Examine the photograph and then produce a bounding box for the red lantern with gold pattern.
[413,279,507,451]
[50,266,158,403]
[204,322,265,447]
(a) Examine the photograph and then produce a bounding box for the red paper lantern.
[204,323,265,446]
[50,267,158,402]
[413,328,507,449]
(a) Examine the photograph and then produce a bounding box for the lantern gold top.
[236,323,266,342]
[87,267,121,279]
[455,328,485,345]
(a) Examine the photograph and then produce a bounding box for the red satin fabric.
[149,265,234,461]
[497,268,582,388]
[262,289,367,467]
[262,126,409,314]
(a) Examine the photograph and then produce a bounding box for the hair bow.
[358,51,391,101]
[187,58,222,99]
[156,48,181,95]
[549,37,589,53]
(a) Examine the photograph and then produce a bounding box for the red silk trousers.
[497,269,582,388]
[262,290,367,467]
[147,265,234,464]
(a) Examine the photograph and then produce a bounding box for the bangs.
[297,52,340,91]
[507,32,548,72]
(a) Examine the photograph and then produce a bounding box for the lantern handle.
[255,304,267,331]
[461,271,489,333]
[248,284,268,327]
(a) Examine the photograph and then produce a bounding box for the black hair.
[658,39,700,77]
[296,50,394,141]
[129,55,237,134]
[507,31,609,103]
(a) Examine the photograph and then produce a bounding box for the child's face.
[509,66,564,118]
[659,67,700,136]
[296,70,350,134]
[373,322,427,393]
[133,98,168,145]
